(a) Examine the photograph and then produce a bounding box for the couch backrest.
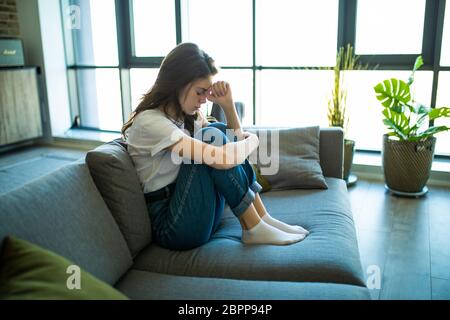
[85,139,152,257]
[0,162,133,285]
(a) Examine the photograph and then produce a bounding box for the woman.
[122,43,309,250]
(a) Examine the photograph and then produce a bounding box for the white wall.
[16,0,71,138]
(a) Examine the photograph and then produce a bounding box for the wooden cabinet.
[0,67,43,145]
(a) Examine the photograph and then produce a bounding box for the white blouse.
[126,108,191,193]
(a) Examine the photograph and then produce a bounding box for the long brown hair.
[121,43,218,138]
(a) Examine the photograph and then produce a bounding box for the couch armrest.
[320,127,344,179]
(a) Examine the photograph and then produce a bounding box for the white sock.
[242,220,305,245]
[262,214,310,235]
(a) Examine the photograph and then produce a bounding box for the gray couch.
[0,127,371,299]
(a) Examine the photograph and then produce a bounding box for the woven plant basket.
[382,134,436,193]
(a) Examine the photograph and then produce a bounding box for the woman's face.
[179,76,213,115]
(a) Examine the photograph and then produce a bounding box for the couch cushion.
[115,269,370,300]
[132,178,365,287]
[251,163,271,193]
[246,126,328,190]
[0,162,133,285]
[86,139,151,257]
[0,236,128,300]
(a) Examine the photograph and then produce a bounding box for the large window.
[182,0,252,67]
[256,70,332,127]
[355,0,426,55]
[256,0,338,67]
[217,69,254,126]
[435,72,450,156]
[61,0,450,157]
[129,68,159,110]
[65,0,119,66]
[181,0,253,125]
[62,0,121,131]
[131,0,177,57]
[436,0,450,156]
[76,69,123,131]
[440,0,450,66]
[345,71,433,151]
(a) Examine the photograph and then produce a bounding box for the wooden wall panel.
[0,68,42,145]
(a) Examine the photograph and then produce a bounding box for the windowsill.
[61,128,121,142]
[51,128,121,150]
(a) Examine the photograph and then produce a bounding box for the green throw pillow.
[0,236,128,300]
[251,163,272,193]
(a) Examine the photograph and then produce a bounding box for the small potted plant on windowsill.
[373,56,450,196]
[327,44,371,186]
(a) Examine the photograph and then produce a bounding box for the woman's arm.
[167,133,259,170]
[206,81,245,140]
[169,81,257,169]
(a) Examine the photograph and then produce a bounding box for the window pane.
[68,0,118,66]
[345,71,433,151]
[182,0,252,66]
[130,68,253,125]
[440,1,450,66]
[130,68,159,111]
[256,0,338,67]
[132,0,176,57]
[77,68,122,131]
[212,69,254,126]
[355,0,426,55]
[435,72,450,156]
[256,70,331,126]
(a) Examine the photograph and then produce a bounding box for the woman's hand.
[242,131,259,146]
[243,131,259,156]
[242,131,254,139]
[206,81,234,110]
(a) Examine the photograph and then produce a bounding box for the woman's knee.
[207,122,227,133]
[195,126,229,146]
[207,122,238,142]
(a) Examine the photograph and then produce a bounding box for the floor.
[348,179,450,300]
[0,144,449,300]
[0,144,87,193]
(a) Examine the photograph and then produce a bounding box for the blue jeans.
[146,122,262,250]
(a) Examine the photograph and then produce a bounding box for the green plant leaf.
[428,107,450,120]
[415,125,450,140]
[405,103,418,114]
[374,78,411,110]
[409,112,429,134]
[413,55,424,71]
[416,103,429,114]
[372,55,448,141]
[383,119,408,140]
[407,56,424,86]
[382,108,410,140]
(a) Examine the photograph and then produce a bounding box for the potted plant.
[373,56,450,196]
[327,44,370,185]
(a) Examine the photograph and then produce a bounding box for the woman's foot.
[261,214,309,235]
[242,220,305,245]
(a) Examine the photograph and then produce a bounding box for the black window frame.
[62,0,450,157]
